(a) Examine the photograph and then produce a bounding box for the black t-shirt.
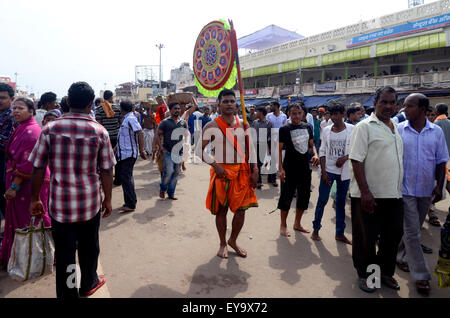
[158,117,188,154]
[279,122,313,171]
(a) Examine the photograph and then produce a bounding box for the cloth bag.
[7,216,54,282]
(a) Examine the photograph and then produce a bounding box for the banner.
[244,89,258,96]
[346,13,450,48]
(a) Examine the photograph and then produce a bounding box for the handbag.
[7,216,54,282]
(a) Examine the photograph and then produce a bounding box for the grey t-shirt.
[157,117,188,154]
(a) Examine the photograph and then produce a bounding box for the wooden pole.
[229,19,248,127]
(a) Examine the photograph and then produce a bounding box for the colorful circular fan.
[193,20,237,97]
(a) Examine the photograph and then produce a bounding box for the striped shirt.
[95,104,121,142]
[116,112,142,161]
[28,113,116,223]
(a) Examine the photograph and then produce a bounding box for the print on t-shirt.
[329,138,345,157]
[290,128,309,154]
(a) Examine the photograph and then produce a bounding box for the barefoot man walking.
[200,89,258,258]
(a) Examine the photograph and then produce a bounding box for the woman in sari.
[0,97,51,268]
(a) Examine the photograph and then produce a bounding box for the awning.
[279,97,299,107]
[239,98,275,107]
[302,95,341,108]
[332,94,373,106]
[363,93,408,107]
[238,25,304,51]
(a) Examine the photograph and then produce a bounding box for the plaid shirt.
[0,108,14,152]
[29,113,116,223]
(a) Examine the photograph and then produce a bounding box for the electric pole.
[156,43,164,90]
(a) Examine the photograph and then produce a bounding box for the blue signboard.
[315,83,336,92]
[346,13,450,48]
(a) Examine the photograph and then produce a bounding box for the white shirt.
[319,123,353,180]
[306,113,315,135]
[320,118,332,134]
[267,112,287,129]
[325,130,347,175]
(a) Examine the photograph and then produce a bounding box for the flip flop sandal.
[82,275,106,296]
[428,216,441,227]
[381,275,400,290]
[358,277,376,293]
[421,244,433,254]
[416,280,430,294]
[397,261,410,272]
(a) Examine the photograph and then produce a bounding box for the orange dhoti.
[206,163,258,215]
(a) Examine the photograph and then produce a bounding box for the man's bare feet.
[311,230,322,241]
[335,236,352,245]
[293,225,311,233]
[227,240,247,258]
[217,245,228,258]
[280,226,291,237]
[159,192,165,199]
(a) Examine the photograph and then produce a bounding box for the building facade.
[238,0,450,107]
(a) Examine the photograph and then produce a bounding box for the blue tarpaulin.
[279,98,299,107]
[302,95,341,108]
[363,93,408,107]
[238,98,274,107]
[238,25,304,51]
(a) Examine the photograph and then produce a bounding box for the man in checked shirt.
[29,82,116,298]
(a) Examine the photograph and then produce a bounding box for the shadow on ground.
[131,256,250,298]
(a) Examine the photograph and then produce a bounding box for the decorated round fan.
[193,20,237,97]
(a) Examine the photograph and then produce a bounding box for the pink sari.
[0,117,51,265]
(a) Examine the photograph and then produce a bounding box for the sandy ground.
[0,157,449,298]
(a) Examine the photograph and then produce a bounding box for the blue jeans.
[313,172,350,237]
[160,152,182,197]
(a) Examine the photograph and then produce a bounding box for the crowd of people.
[0,81,449,298]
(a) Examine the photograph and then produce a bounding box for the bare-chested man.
[200,89,258,259]
[140,103,157,157]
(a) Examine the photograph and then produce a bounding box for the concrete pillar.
[345,64,349,80]
[408,54,413,75]
[374,59,378,77]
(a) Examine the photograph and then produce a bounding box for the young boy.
[311,101,353,244]
[277,103,319,237]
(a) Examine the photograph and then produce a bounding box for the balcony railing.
[298,71,450,96]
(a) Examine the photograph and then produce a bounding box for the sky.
[0,0,435,98]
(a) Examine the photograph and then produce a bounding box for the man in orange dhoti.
[201,89,258,259]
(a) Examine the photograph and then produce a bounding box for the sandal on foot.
[381,275,400,290]
[421,244,433,254]
[416,280,430,295]
[358,277,376,293]
[82,275,106,296]
[428,216,441,227]
[397,261,410,272]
